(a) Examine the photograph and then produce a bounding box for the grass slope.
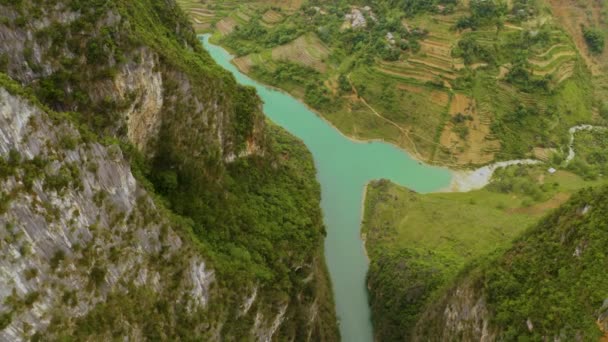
[416,186,608,340]
[363,164,606,340]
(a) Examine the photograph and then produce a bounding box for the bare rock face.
[0,4,81,83]
[0,82,291,341]
[0,87,212,340]
[114,48,164,152]
[413,278,497,342]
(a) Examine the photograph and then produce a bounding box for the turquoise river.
[201,35,453,341]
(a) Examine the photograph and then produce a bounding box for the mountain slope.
[414,185,608,341]
[363,177,608,340]
[0,0,338,340]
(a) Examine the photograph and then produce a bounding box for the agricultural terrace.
[179,0,608,170]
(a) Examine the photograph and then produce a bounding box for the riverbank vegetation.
[145,122,339,340]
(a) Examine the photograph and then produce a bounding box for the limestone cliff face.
[411,278,497,342]
[0,86,209,340]
[0,84,296,340]
[0,0,264,161]
[113,47,164,151]
[0,0,336,340]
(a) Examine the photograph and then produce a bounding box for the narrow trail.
[346,77,530,168]
[347,74,424,160]
[347,74,461,165]
[346,74,608,183]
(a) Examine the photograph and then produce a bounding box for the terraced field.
[548,0,608,76]
[176,0,256,33]
[178,0,606,168]
[403,14,464,83]
[261,9,284,25]
[272,34,331,72]
[212,4,261,37]
[215,17,236,35]
[369,13,593,165]
[376,61,448,84]
[259,0,303,13]
[439,93,501,165]
[232,33,331,74]
[177,0,292,33]
[368,12,505,164]
[176,0,216,32]
[231,53,260,74]
[527,33,579,83]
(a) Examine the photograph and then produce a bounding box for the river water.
[201,35,452,341]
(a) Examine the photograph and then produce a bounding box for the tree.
[338,74,351,93]
[582,27,605,54]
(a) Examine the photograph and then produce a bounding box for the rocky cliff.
[0,0,264,162]
[0,79,216,340]
[0,0,338,340]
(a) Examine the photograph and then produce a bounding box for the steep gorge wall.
[0,84,215,340]
[0,0,337,340]
[0,0,265,162]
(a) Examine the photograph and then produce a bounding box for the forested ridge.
[415,186,608,340]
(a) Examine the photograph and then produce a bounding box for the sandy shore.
[445,159,542,192]
[445,124,608,192]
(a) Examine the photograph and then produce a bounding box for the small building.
[548,167,557,174]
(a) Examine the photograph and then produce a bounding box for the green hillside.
[415,185,608,340]
[363,169,608,340]
[179,0,608,169]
